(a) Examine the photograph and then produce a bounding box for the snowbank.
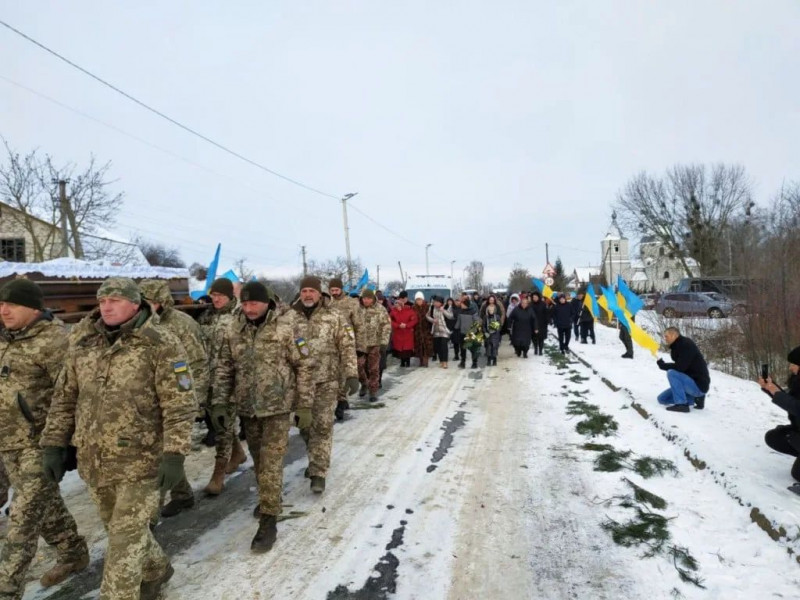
[0,258,188,280]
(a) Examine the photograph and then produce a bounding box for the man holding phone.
[760,346,800,490]
[655,327,711,413]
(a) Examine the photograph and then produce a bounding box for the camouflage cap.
[138,279,174,308]
[97,277,141,304]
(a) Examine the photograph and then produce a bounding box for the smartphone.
[761,363,769,380]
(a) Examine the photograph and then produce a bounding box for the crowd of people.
[0,272,796,600]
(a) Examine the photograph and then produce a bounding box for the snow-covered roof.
[631,272,649,282]
[630,259,646,270]
[0,258,188,280]
[573,266,600,281]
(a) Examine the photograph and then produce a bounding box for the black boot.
[694,396,705,410]
[523,351,528,358]
[140,564,174,600]
[471,358,478,369]
[251,515,278,553]
[335,400,348,421]
[459,357,466,369]
[791,458,800,482]
[666,404,690,413]
[161,495,194,518]
[359,383,367,397]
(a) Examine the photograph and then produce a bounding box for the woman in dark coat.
[552,294,573,354]
[529,292,549,355]
[506,295,537,358]
[412,292,433,367]
[390,292,418,367]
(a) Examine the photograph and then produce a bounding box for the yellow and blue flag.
[585,286,601,319]
[617,276,644,316]
[601,285,660,356]
[532,278,556,299]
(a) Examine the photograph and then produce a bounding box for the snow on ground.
[569,322,800,558]
[6,326,800,600]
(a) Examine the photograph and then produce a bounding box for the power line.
[0,19,338,200]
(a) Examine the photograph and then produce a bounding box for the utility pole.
[545,242,550,266]
[425,243,432,276]
[301,245,308,276]
[54,179,70,258]
[341,192,358,283]
[377,265,380,289]
[398,261,405,287]
[450,260,455,281]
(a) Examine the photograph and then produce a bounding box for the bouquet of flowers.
[488,319,501,332]
[463,321,485,349]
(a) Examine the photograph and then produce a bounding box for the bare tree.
[0,138,125,261]
[261,275,302,303]
[614,163,753,276]
[383,279,405,296]
[307,256,364,285]
[507,264,533,292]
[464,260,484,291]
[189,262,208,281]
[234,258,253,281]
[136,238,185,268]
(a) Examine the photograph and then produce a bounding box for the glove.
[208,405,230,434]
[157,453,186,492]
[42,446,68,483]
[656,358,667,370]
[294,408,312,430]
[356,350,366,358]
[345,377,360,396]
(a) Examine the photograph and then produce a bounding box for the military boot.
[140,563,174,600]
[359,383,368,397]
[226,438,247,474]
[310,476,326,494]
[335,400,349,422]
[40,552,89,588]
[161,495,194,518]
[204,458,227,496]
[251,515,278,553]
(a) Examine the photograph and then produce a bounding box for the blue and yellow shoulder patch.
[295,337,310,357]
[173,362,192,391]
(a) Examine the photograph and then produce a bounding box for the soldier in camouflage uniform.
[0,280,88,600]
[210,282,313,552]
[0,459,7,509]
[197,278,247,495]
[41,278,196,600]
[357,289,392,403]
[328,277,364,421]
[283,277,358,494]
[139,279,209,518]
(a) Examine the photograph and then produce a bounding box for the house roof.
[0,257,188,280]
[573,266,600,281]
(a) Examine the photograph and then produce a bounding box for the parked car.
[639,293,659,310]
[655,292,733,318]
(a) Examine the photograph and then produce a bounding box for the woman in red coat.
[390,291,418,367]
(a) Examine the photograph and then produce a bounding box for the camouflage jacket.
[283,299,358,397]
[359,303,392,349]
[211,310,313,417]
[41,307,196,487]
[329,295,365,352]
[0,313,67,451]
[157,308,209,412]
[198,299,239,400]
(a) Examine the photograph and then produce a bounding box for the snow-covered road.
[11,331,800,600]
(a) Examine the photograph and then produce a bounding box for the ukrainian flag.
[532,278,556,299]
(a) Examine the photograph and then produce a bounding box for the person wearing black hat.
[328,277,364,421]
[283,276,359,494]
[198,279,247,496]
[761,346,800,492]
[0,279,89,595]
[209,280,313,551]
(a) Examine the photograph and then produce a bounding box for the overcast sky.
[3,1,799,286]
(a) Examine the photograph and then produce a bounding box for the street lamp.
[341,192,358,282]
[425,243,432,275]
[450,260,456,281]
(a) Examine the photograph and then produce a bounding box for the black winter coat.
[772,374,800,431]
[570,298,583,323]
[660,336,711,393]
[552,302,573,330]
[530,300,549,331]
[507,305,537,346]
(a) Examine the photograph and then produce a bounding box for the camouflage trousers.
[300,381,338,479]
[0,458,8,505]
[358,346,382,396]
[87,479,170,600]
[0,447,87,600]
[242,414,291,516]
[214,406,239,462]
